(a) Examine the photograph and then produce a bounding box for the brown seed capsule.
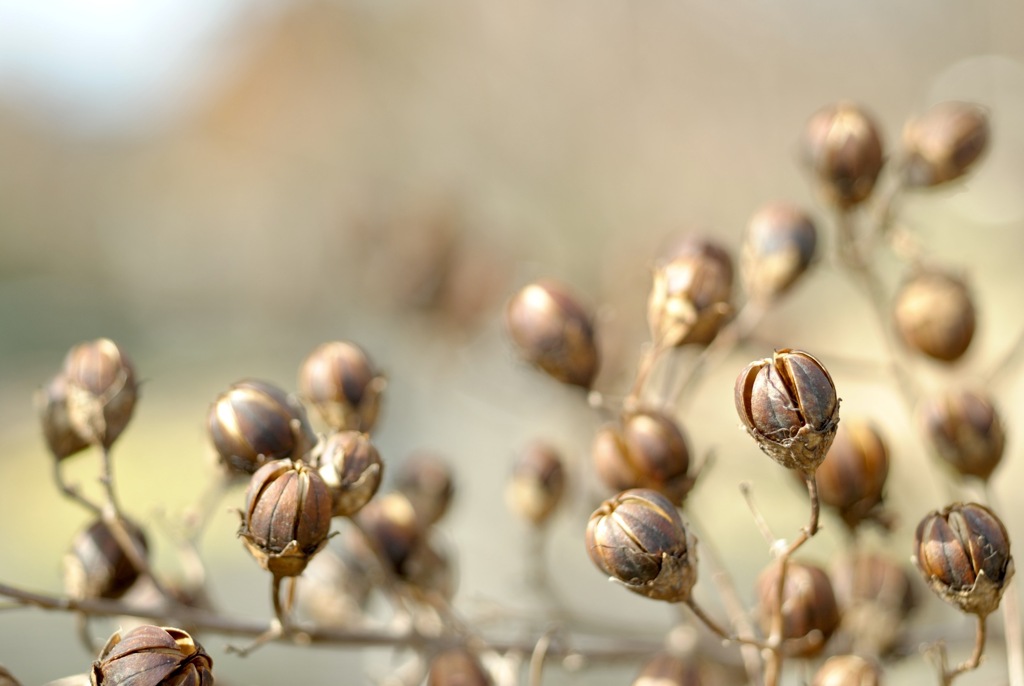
[394,452,455,526]
[918,388,1004,481]
[317,431,383,517]
[893,268,975,362]
[756,560,840,657]
[831,551,916,656]
[632,652,704,686]
[506,441,566,526]
[734,349,839,473]
[801,101,884,208]
[91,625,213,686]
[648,237,734,347]
[355,491,425,578]
[741,203,818,302]
[586,489,696,603]
[914,502,1014,617]
[37,373,90,461]
[64,518,148,600]
[62,338,138,449]
[238,458,333,578]
[592,410,695,506]
[812,655,883,686]
[298,341,386,433]
[0,665,22,686]
[208,379,316,476]
[427,648,493,686]
[295,546,374,625]
[902,101,989,188]
[505,279,600,389]
[815,419,889,530]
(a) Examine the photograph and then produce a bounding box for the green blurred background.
[2,0,1024,683]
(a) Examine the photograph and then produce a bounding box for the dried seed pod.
[801,101,884,208]
[506,441,566,527]
[632,652,704,686]
[355,491,425,579]
[755,560,840,657]
[62,338,138,449]
[812,655,883,686]
[427,647,492,686]
[298,341,386,433]
[239,459,333,578]
[317,431,383,517]
[403,535,457,600]
[914,502,1013,617]
[734,349,839,473]
[505,279,600,389]
[0,665,22,686]
[394,452,455,526]
[37,373,90,461]
[918,388,1004,481]
[902,101,989,187]
[91,625,213,686]
[648,237,734,347]
[64,518,148,600]
[295,546,374,625]
[831,551,916,656]
[893,268,975,362]
[208,379,316,476]
[586,489,696,603]
[815,419,889,530]
[741,203,818,302]
[592,410,695,506]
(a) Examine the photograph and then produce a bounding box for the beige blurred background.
[2,0,1024,683]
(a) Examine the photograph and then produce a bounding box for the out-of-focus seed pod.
[831,551,916,656]
[741,203,818,302]
[586,489,696,603]
[64,518,148,600]
[317,431,383,517]
[0,665,22,686]
[756,560,840,657]
[355,491,425,578]
[734,349,839,473]
[298,341,386,433]
[403,535,457,601]
[238,459,333,578]
[37,373,90,461]
[506,441,566,526]
[801,101,884,208]
[914,502,1013,617]
[918,388,1004,481]
[592,410,695,506]
[902,101,989,188]
[295,546,374,626]
[815,419,889,530]
[812,655,883,686]
[62,338,138,449]
[427,648,493,686]
[91,625,213,686]
[505,279,600,389]
[893,268,975,363]
[394,452,455,526]
[632,652,703,686]
[208,379,316,476]
[648,237,733,348]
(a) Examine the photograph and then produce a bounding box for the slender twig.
[527,627,557,686]
[984,485,1024,686]
[740,482,776,546]
[53,460,101,515]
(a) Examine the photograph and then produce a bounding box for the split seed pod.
[64,518,148,601]
[239,459,333,578]
[741,203,818,302]
[299,341,386,433]
[914,502,1013,617]
[918,388,1004,481]
[37,373,90,461]
[506,441,566,527]
[647,237,734,347]
[801,101,885,208]
[735,349,839,473]
[755,560,840,657]
[812,655,883,686]
[893,268,975,363]
[62,338,139,449]
[902,101,989,187]
[815,419,890,530]
[317,431,383,517]
[586,489,696,603]
[91,625,213,686]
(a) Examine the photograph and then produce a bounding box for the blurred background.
[3,0,1024,683]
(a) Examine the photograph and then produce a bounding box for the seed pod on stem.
[812,655,883,686]
[91,625,213,686]
[893,268,975,363]
[317,431,383,517]
[741,203,818,303]
[585,489,696,603]
[913,502,1013,617]
[64,518,148,600]
[801,101,884,208]
[298,341,386,433]
[734,349,839,474]
[814,419,889,530]
[355,491,425,579]
[755,560,840,657]
[506,441,566,527]
[62,338,138,449]
[902,101,989,188]
[505,279,600,389]
[37,373,91,461]
[394,451,455,526]
[918,388,1004,482]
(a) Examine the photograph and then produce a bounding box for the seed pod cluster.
[815,419,889,530]
[755,560,840,657]
[902,101,989,187]
[735,349,839,473]
[505,279,600,389]
[91,625,213,686]
[299,341,386,433]
[893,268,976,362]
[506,441,566,527]
[64,518,148,601]
[801,101,885,208]
[812,655,883,686]
[918,388,1004,481]
[592,410,695,506]
[316,431,383,517]
[586,489,696,603]
[914,502,1013,617]
[647,237,734,348]
[741,203,818,302]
